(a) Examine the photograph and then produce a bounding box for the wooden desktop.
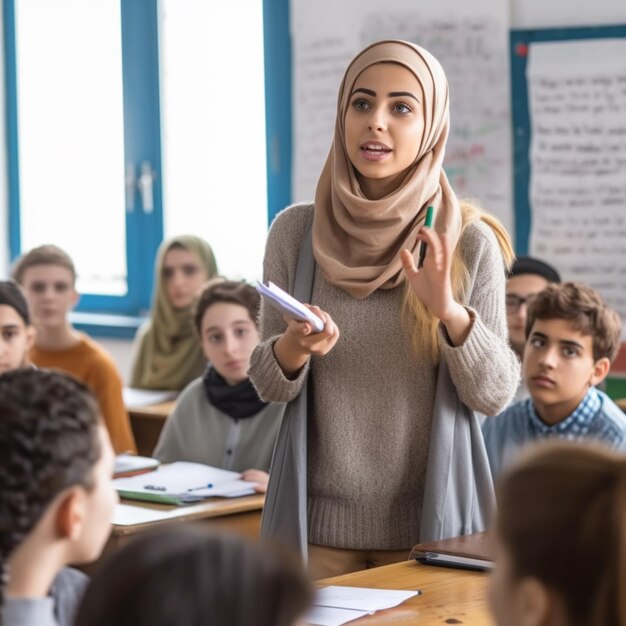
[318,559,493,625]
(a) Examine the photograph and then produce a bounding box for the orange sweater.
[30,333,137,454]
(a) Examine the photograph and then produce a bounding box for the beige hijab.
[313,40,462,299]
[130,235,218,391]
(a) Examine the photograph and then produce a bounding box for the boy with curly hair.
[0,369,117,626]
[483,282,626,478]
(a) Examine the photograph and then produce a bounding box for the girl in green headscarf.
[130,236,218,391]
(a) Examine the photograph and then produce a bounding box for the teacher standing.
[249,40,519,578]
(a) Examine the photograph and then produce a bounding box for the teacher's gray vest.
[260,225,495,561]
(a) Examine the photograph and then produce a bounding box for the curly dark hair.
[0,369,101,599]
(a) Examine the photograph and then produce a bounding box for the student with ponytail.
[249,39,520,578]
[490,441,626,626]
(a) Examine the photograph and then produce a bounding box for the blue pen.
[187,483,214,492]
[418,205,435,269]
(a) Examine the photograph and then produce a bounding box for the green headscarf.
[130,235,218,391]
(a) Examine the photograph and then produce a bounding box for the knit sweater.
[30,334,136,454]
[153,378,284,472]
[249,204,519,550]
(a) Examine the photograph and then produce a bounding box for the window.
[3,0,289,323]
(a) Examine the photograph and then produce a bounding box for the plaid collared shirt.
[527,386,601,439]
[482,386,626,478]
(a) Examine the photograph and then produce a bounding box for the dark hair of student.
[74,525,313,626]
[193,278,260,334]
[496,441,626,626]
[0,369,101,606]
[525,281,622,362]
[0,280,31,325]
[507,256,561,283]
[11,243,77,285]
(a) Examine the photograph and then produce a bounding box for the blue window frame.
[3,0,292,327]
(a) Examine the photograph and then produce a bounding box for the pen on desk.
[417,205,435,269]
[187,483,214,492]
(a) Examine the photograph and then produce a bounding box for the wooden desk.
[127,400,176,456]
[83,494,264,575]
[318,560,493,625]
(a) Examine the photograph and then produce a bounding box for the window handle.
[125,163,136,212]
[138,161,156,214]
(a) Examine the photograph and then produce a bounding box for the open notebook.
[113,462,256,505]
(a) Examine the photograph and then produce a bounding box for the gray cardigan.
[153,378,284,472]
[250,204,519,554]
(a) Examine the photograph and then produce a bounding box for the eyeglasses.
[506,294,535,314]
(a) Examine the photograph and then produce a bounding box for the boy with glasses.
[506,257,560,402]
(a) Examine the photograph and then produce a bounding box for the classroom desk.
[317,559,493,625]
[82,493,264,575]
[127,400,176,456]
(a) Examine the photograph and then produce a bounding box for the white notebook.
[113,462,256,505]
[256,281,324,332]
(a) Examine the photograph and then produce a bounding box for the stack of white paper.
[256,281,324,332]
[305,586,420,625]
[113,462,256,505]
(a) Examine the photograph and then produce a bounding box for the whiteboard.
[290,0,513,231]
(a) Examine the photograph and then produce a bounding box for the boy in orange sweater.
[12,244,136,453]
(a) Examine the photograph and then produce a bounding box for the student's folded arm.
[248,204,313,403]
[438,220,520,416]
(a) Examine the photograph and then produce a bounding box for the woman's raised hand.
[273,305,340,376]
[400,226,471,346]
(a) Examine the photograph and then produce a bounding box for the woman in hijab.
[130,235,218,391]
[249,40,520,578]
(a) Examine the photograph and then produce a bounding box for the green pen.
[418,205,435,269]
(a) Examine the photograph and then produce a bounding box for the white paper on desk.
[113,462,251,501]
[190,479,256,498]
[123,387,178,408]
[314,586,419,612]
[113,503,179,526]
[305,605,371,626]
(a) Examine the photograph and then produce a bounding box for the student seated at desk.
[489,441,626,626]
[75,525,312,626]
[12,245,136,454]
[130,235,218,392]
[153,279,284,493]
[0,281,35,373]
[0,369,117,626]
[483,282,626,478]
[506,256,561,403]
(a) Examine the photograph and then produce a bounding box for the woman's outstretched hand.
[273,305,340,376]
[400,226,471,346]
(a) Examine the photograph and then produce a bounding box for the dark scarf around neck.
[202,366,266,419]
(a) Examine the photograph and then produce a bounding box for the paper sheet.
[305,585,420,625]
[305,606,371,626]
[113,462,255,502]
[123,387,178,408]
[527,39,626,338]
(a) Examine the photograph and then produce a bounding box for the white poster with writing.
[290,0,512,230]
[528,39,626,336]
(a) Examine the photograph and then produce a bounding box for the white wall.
[4,1,626,377]
[511,0,626,28]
